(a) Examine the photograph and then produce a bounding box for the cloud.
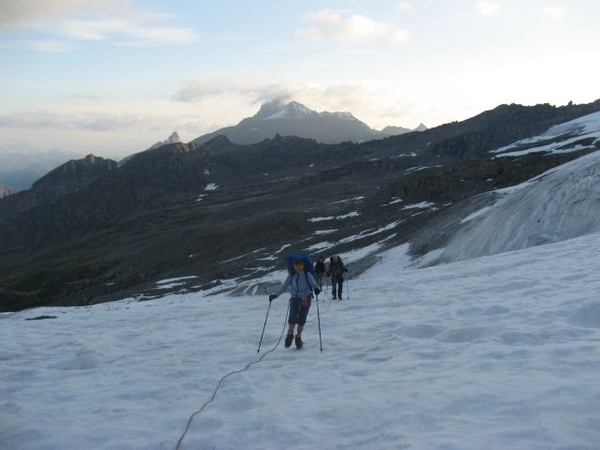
[397,2,412,13]
[0,104,226,156]
[296,9,410,46]
[543,6,566,20]
[295,9,342,42]
[0,0,127,27]
[174,78,253,102]
[57,16,197,46]
[0,39,78,52]
[476,1,501,16]
[176,77,348,107]
[337,15,392,43]
[174,79,315,111]
[0,1,198,48]
[0,110,142,132]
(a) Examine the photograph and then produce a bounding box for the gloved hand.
[269,294,277,302]
[314,288,321,296]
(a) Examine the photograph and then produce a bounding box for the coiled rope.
[175,301,290,450]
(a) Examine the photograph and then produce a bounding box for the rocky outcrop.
[148,132,181,150]
[33,154,119,189]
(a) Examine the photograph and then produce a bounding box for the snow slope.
[1,234,600,450]
[441,149,600,262]
[439,111,600,263]
[492,110,600,157]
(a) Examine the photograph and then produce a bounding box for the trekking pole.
[346,278,350,299]
[257,301,272,353]
[316,293,323,353]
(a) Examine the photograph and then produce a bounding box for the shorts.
[288,296,312,325]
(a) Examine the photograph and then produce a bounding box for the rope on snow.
[175,302,290,450]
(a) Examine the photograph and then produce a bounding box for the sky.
[1,115,600,449]
[1,0,600,159]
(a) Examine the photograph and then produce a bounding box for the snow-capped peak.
[321,110,357,121]
[263,101,319,120]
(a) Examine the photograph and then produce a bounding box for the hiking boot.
[284,334,293,348]
[295,336,303,349]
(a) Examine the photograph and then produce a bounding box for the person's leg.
[297,300,310,336]
[285,323,295,347]
[337,278,343,299]
[331,277,337,299]
[295,300,311,348]
[295,324,304,349]
[286,298,301,347]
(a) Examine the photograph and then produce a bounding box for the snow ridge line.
[175,302,290,450]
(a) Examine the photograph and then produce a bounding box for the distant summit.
[381,123,428,135]
[0,184,15,198]
[191,100,424,145]
[149,132,181,150]
[119,132,182,166]
[255,100,317,120]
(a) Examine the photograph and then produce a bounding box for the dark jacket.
[315,260,327,274]
[327,259,347,280]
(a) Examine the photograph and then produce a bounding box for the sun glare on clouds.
[543,6,566,20]
[477,1,501,16]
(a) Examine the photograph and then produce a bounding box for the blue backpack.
[286,252,316,281]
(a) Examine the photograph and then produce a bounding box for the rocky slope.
[1,100,599,311]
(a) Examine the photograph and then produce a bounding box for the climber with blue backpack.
[269,252,321,349]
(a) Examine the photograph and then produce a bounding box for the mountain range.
[191,100,427,145]
[0,102,421,194]
[1,99,599,311]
